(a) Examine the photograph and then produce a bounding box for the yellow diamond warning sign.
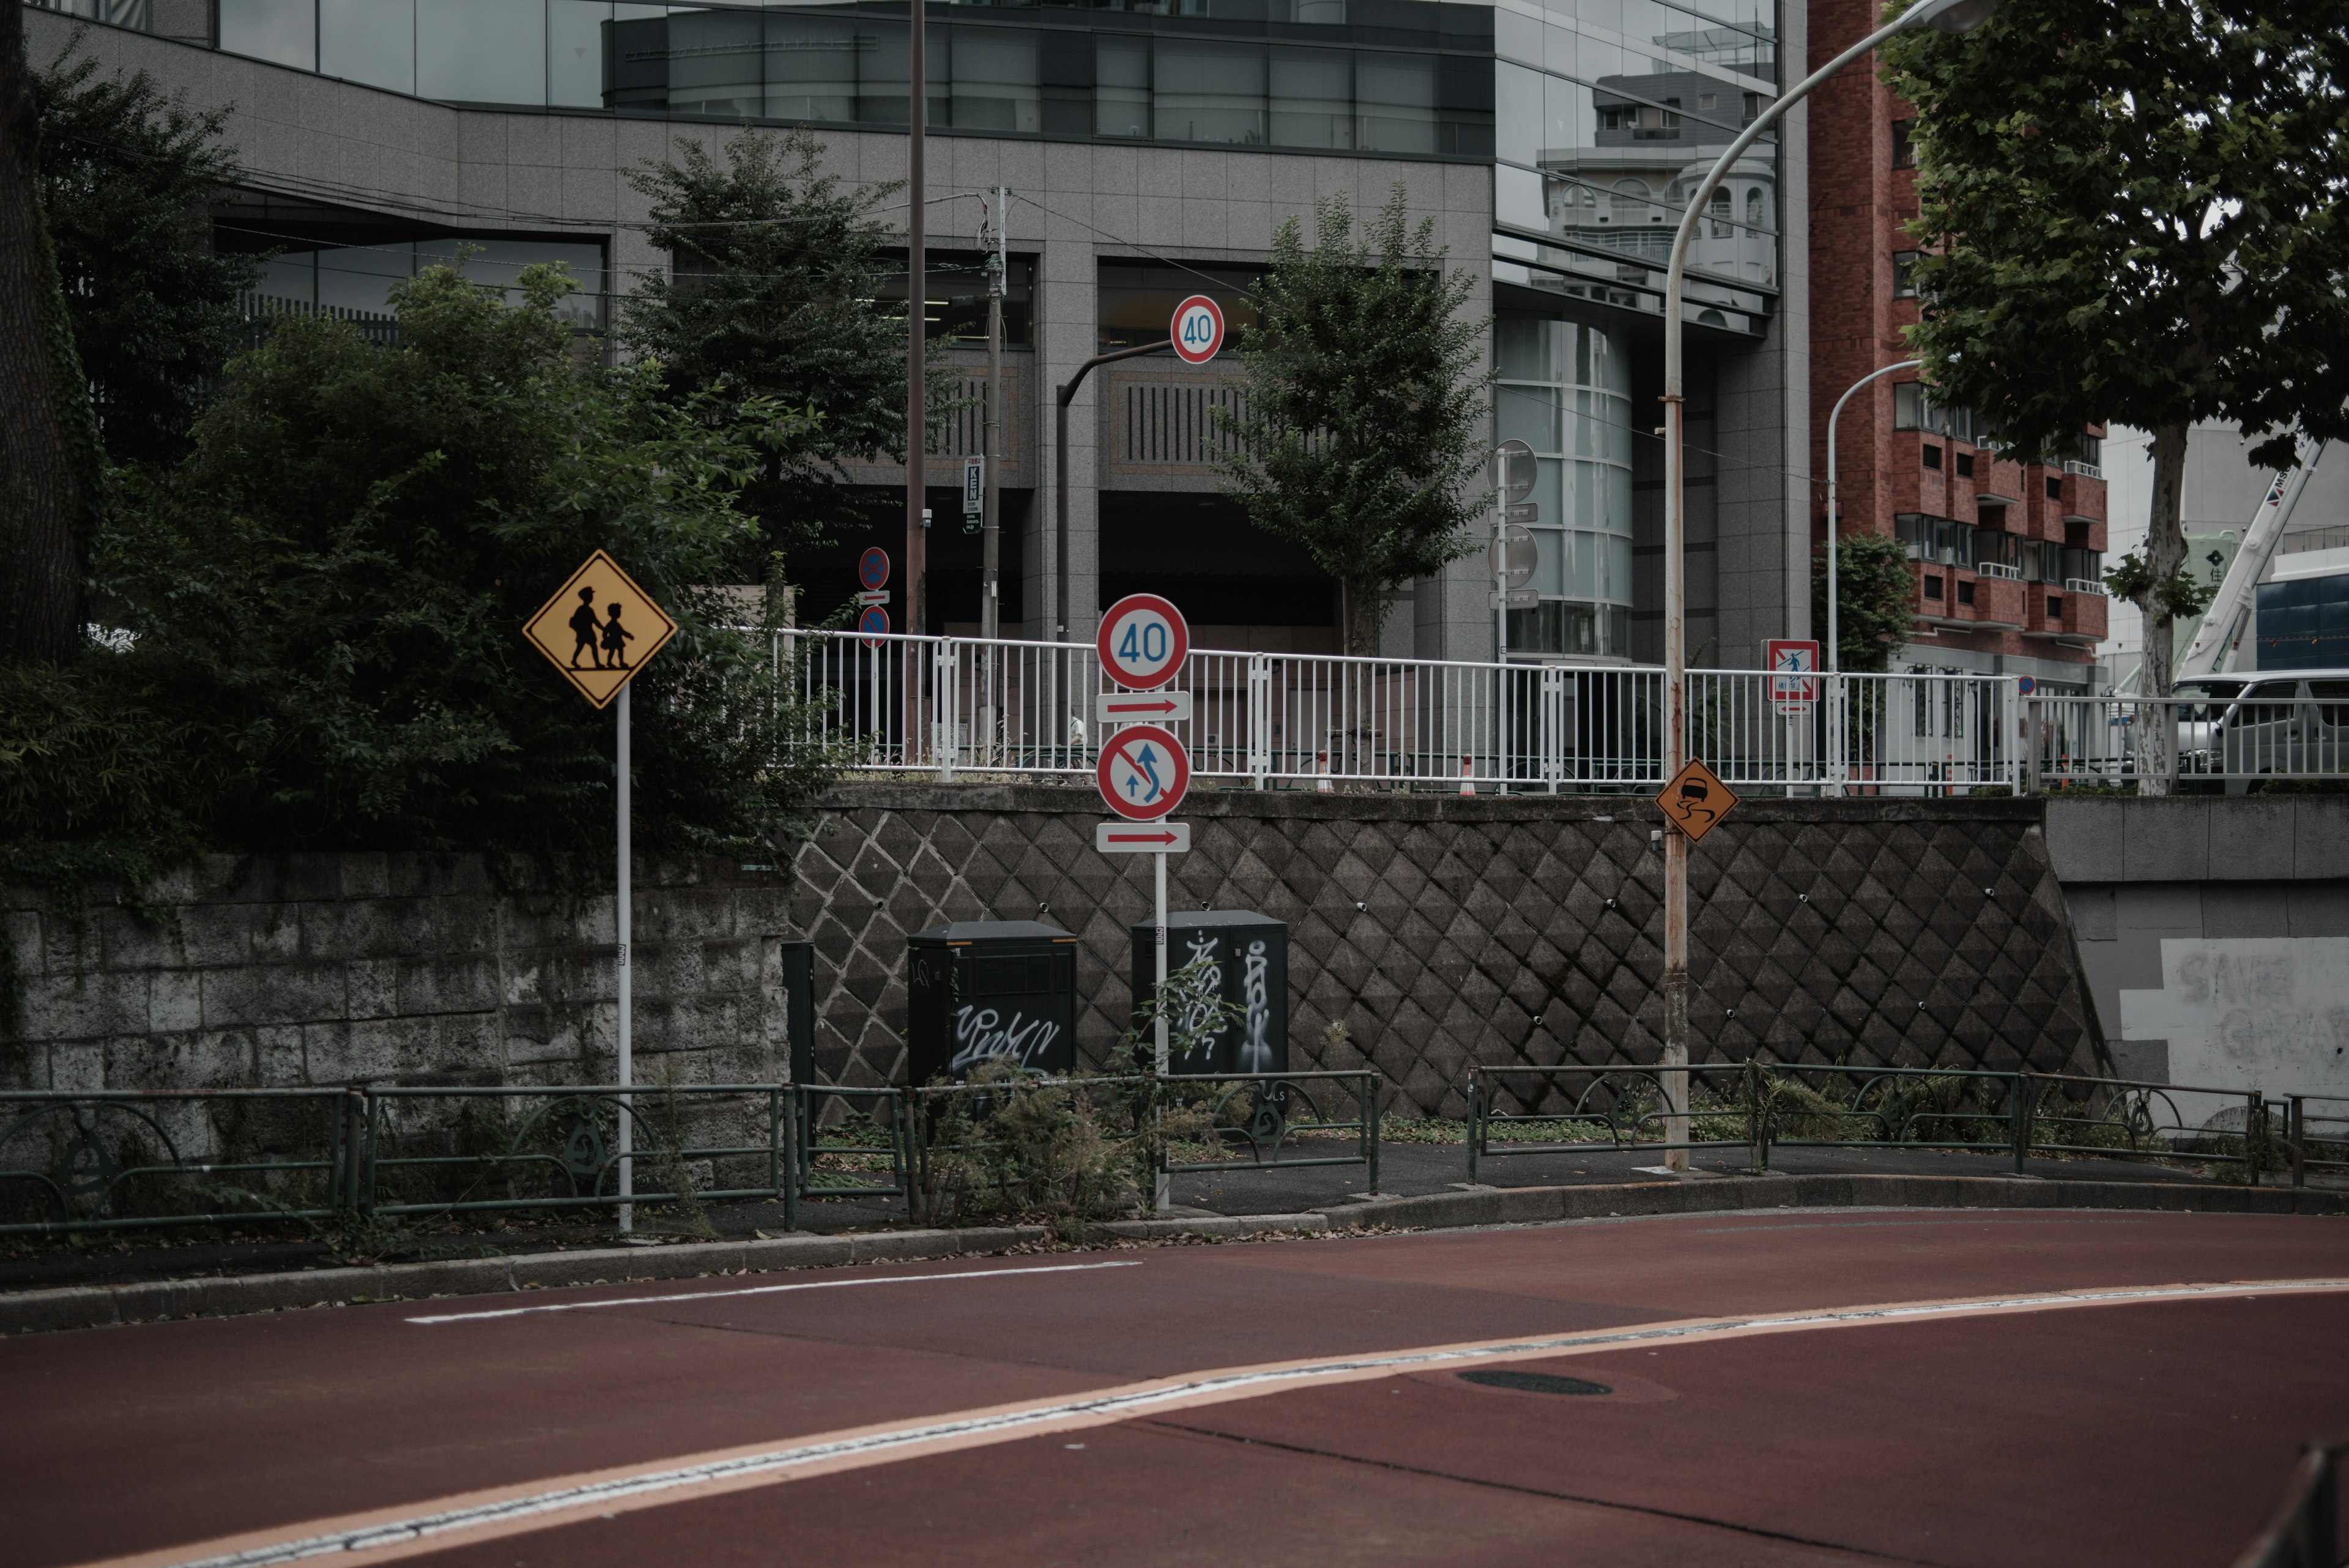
[523,550,677,709]
[1657,756,1738,845]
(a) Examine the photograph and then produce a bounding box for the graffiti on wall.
[2118,939,2349,1118]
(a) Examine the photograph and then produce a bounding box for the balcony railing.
[1978,562,2022,581]
[2063,459,2104,480]
[2063,578,2106,596]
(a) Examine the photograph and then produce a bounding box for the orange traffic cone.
[1316,751,1334,793]
[1459,754,1475,796]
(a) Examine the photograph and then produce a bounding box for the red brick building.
[1806,0,2108,691]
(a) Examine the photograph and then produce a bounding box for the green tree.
[36,50,255,467]
[4,259,836,871]
[0,2,103,663]
[620,127,935,558]
[1815,534,1916,674]
[1212,187,1491,656]
[1885,0,2349,723]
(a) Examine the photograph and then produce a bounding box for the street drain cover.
[1457,1369,1613,1396]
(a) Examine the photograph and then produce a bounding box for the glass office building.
[40,0,1787,664]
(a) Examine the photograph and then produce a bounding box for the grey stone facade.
[9,790,2102,1117]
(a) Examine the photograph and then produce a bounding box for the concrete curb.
[5,1176,2340,1336]
[1316,1173,2349,1231]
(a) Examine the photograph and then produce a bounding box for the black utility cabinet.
[777,938,815,1085]
[906,921,1080,1082]
[1129,911,1288,1076]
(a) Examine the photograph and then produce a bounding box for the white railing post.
[933,639,959,782]
[1248,653,1271,789]
[1540,664,1564,793]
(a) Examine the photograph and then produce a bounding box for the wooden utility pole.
[0,1,91,663]
[903,0,927,758]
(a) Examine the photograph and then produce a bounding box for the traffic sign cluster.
[1094,593,1192,844]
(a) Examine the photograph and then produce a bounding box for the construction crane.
[2175,441,2328,680]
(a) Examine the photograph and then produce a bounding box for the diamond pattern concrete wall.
[791,784,2104,1115]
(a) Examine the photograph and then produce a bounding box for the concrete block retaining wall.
[7,787,2101,1121]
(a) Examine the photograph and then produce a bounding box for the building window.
[1494,314,1635,656]
[1699,92,1716,110]
[1956,451,1974,478]
[1891,250,1920,299]
[1923,444,1943,470]
[1924,575,1944,601]
[1892,382,1974,441]
[1891,118,1916,168]
[2048,596,2063,616]
[2047,475,2063,499]
[1099,259,1261,351]
[1746,187,1765,227]
[1957,579,1975,606]
[1708,188,1731,238]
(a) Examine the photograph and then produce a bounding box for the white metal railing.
[2063,459,2104,480]
[2062,577,2106,596]
[1977,562,2022,581]
[773,631,2024,796]
[2027,695,2348,790]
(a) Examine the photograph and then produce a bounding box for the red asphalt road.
[7,1211,2347,1568]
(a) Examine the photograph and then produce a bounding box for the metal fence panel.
[775,631,2023,795]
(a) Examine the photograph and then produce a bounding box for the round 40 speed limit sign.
[1097,593,1189,691]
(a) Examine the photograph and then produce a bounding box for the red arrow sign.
[1097,691,1194,724]
[1096,822,1192,853]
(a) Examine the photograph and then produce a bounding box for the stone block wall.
[6,788,2104,1118]
[791,784,2103,1113]
[4,855,796,1096]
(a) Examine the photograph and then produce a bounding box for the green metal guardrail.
[1467,1061,2301,1187]
[0,1088,360,1237]
[0,1070,1388,1238]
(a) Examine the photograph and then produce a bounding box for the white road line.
[108,1274,2349,1568]
[404,1260,1142,1324]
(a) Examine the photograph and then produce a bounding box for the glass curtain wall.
[1496,315,1634,658]
[210,0,1493,156]
[254,239,608,327]
[1488,0,1777,325]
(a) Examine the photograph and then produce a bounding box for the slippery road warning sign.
[523,550,677,709]
[1097,723,1190,821]
[1657,757,1738,845]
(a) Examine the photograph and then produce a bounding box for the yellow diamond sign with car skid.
[1658,757,1737,844]
[524,550,677,708]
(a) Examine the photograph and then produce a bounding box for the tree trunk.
[1340,578,1384,657]
[0,2,88,663]
[2137,419,2191,794]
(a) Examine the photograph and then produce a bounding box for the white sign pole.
[616,682,633,1232]
[1154,845,1170,1213]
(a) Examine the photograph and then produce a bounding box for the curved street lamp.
[1827,358,1923,676]
[1653,0,1995,1169]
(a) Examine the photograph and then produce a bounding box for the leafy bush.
[911,960,1239,1238]
[6,262,839,884]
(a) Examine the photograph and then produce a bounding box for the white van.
[2173,669,2349,790]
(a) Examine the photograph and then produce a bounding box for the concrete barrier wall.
[2043,795,2349,1095]
[7,788,2105,1116]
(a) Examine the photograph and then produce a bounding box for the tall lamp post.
[1656,0,1993,1169]
[1826,359,1922,672]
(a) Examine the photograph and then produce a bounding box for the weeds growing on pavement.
[908,958,1240,1241]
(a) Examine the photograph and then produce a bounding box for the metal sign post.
[1096,594,1192,1213]
[522,551,677,1233]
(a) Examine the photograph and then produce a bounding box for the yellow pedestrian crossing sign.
[523,550,677,708]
